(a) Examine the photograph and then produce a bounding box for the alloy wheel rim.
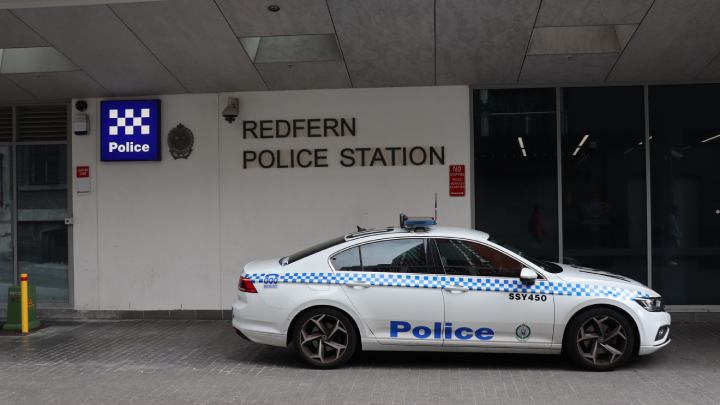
[299,314,348,363]
[576,316,627,365]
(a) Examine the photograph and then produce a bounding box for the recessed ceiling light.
[267,5,280,12]
[701,133,720,143]
[0,47,79,74]
[239,34,343,64]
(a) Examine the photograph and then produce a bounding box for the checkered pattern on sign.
[246,272,651,300]
[108,108,151,136]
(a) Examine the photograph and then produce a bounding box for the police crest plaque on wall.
[167,123,194,159]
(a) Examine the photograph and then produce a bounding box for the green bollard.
[3,284,41,331]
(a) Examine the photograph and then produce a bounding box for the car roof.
[344,226,490,243]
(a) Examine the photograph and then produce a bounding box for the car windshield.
[285,235,347,264]
[488,237,563,273]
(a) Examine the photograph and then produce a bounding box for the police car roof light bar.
[399,195,439,230]
[399,213,437,229]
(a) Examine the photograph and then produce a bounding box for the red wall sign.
[449,165,465,197]
[76,166,90,196]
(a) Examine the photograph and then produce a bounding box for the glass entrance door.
[17,144,69,302]
[0,103,71,304]
[0,145,12,304]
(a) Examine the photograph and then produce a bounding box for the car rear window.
[285,235,347,265]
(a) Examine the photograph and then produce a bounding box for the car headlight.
[634,297,665,312]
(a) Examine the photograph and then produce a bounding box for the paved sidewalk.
[0,320,719,405]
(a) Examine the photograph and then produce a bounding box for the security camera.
[222,97,239,123]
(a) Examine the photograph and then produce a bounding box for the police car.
[231,215,670,370]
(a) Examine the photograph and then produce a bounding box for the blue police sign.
[100,100,161,161]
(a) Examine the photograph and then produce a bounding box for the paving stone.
[0,321,719,404]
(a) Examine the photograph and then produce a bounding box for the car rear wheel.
[564,307,635,371]
[292,307,357,369]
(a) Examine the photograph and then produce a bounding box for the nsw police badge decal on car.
[516,324,531,341]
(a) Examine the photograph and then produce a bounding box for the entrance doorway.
[0,103,71,304]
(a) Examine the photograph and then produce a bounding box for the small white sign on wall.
[76,166,90,196]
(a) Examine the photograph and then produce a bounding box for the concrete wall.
[72,86,471,310]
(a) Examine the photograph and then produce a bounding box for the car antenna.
[435,193,438,221]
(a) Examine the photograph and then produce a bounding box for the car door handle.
[346,282,371,289]
[444,285,469,293]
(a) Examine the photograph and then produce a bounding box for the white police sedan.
[231,217,670,370]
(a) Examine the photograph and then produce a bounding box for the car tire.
[564,307,636,371]
[292,307,357,369]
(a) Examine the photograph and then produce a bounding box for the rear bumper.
[231,295,291,347]
[234,327,251,342]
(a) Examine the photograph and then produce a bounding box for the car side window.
[361,239,429,274]
[330,247,362,272]
[434,238,523,277]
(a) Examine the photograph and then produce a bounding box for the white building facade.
[70,86,472,314]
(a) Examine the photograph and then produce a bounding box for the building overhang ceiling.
[2,0,720,102]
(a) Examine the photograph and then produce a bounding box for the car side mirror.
[520,268,537,285]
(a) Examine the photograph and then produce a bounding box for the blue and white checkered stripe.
[247,273,650,300]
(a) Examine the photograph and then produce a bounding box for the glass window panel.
[0,147,12,304]
[360,239,428,274]
[473,89,559,263]
[560,86,647,283]
[649,84,720,305]
[435,238,523,277]
[330,247,362,272]
[17,144,68,302]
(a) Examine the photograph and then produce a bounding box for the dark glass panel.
[0,147,12,303]
[560,86,647,283]
[649,84,720,305]
[17,144,68,302]
[473,89,559,263]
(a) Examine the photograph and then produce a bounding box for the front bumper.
[639,337,671,355]
[635,308,671,355]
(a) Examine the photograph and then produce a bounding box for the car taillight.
[238,276,258,293]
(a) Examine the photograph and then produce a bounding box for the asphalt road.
[0,320,718,405]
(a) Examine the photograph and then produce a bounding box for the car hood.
[553,263,659,296]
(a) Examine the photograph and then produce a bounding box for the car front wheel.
[292,307,357,369]
[564,307,635,371]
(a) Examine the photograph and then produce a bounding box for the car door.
[433,238,555,348]
[334,237,445,346]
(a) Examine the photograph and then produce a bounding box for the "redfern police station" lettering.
[241,118,445,169]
